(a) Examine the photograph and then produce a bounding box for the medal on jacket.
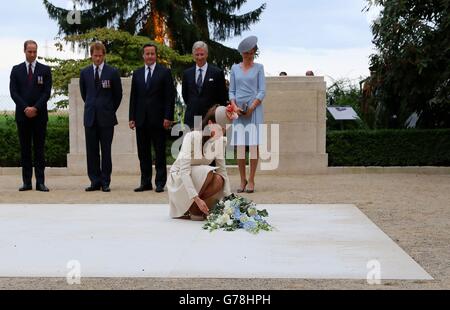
[102,80,111,88]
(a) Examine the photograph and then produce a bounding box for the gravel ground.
[0,173,449,290]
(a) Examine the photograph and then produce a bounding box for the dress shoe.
[36,184,50,192]
[102,185,111,192]
[134,184,153,192]
[155,186,165,193]
[85,185,101,192]
[19,184,32,191]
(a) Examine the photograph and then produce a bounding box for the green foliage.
[2,112,449,167]
[44,28,192,108]
[0,114,69,167]
[365,0,450,128]
[327,129,450,166]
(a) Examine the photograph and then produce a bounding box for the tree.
[42,0,266,69]
[365,0,450,128]
[45,28,192,108]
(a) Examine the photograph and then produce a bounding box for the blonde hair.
[90,42,106,55]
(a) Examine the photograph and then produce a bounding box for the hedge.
[1,124,449,167]
[327,129,450,166]
[0,123,69,167]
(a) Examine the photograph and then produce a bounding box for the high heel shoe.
[246,182,255,193]
[237,180,248,193]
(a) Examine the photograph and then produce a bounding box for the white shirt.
[25,60,36,74]
[195,63,208,84]
[92,62,105,78]
[145,62,156,83]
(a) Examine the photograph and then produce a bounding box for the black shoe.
[36,184,50,192]
[85,185,101,192]
[155,186,165,193]
[19,184,32,191]
[102,185,111,192]
[134,184,153,192]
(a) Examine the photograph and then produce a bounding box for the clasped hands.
[129,119,173,130]
[230,101,258,118]
[24,107,38,118]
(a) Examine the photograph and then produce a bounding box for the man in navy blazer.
[80,42,122,192]
[129,43,175,193]
[9,40,52,192]
[182,41,228,129]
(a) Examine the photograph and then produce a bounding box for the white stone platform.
[0,204,432,280]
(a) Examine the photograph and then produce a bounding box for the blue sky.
[0,0,380,110]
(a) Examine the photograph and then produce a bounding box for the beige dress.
[167,131,232,218]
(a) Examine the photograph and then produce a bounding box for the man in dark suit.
[182,41,228,129]
[80,42,122,192]
[129,43,175,193]
[9,40,52,192]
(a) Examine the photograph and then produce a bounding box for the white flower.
[224,200,232,208]
[226,220,233,226]
[240,215,249,223]
[224,205,234,216]
[247,207,257,217]
[216,214,230,226]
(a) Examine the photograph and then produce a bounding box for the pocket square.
[209,78,214,82]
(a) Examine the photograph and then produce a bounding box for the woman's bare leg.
[189,172,224,216]
[201,173,224,199]
[237,145,247,191]
[247,146,259,191]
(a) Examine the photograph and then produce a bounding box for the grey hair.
[192,41,208,54]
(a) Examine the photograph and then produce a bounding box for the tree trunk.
[191,0,210,40]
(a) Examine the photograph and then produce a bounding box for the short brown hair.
[90,42,106,55]
[24,40,38,51]
[143,43,158,54]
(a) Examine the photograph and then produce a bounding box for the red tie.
[27,63,33,84]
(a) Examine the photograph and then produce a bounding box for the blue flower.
[233,208,241,219]
[243,221,257,231]
[254,214,262,222]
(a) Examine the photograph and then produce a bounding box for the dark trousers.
[16,120,47,185]
[85,125,114,186]
[136,124,167,187]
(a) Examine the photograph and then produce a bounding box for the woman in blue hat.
[229,36,266,193]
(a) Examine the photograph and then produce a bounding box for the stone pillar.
[67,78,140,175]
[259,76,328,174]
[67,76,328,175]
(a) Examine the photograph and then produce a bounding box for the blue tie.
[146,66,151,90]
[196,68,203,92]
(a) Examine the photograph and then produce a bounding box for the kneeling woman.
[168,105,232,220]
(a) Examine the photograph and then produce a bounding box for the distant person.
[129,43,176,193]
[182,41,228,129]
[9,40,52,192]
[306,70,315,76]
[279,71,287,76]
[80,42,123,192]
[229,36,266,194]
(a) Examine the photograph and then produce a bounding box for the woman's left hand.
[243,106,255,118]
